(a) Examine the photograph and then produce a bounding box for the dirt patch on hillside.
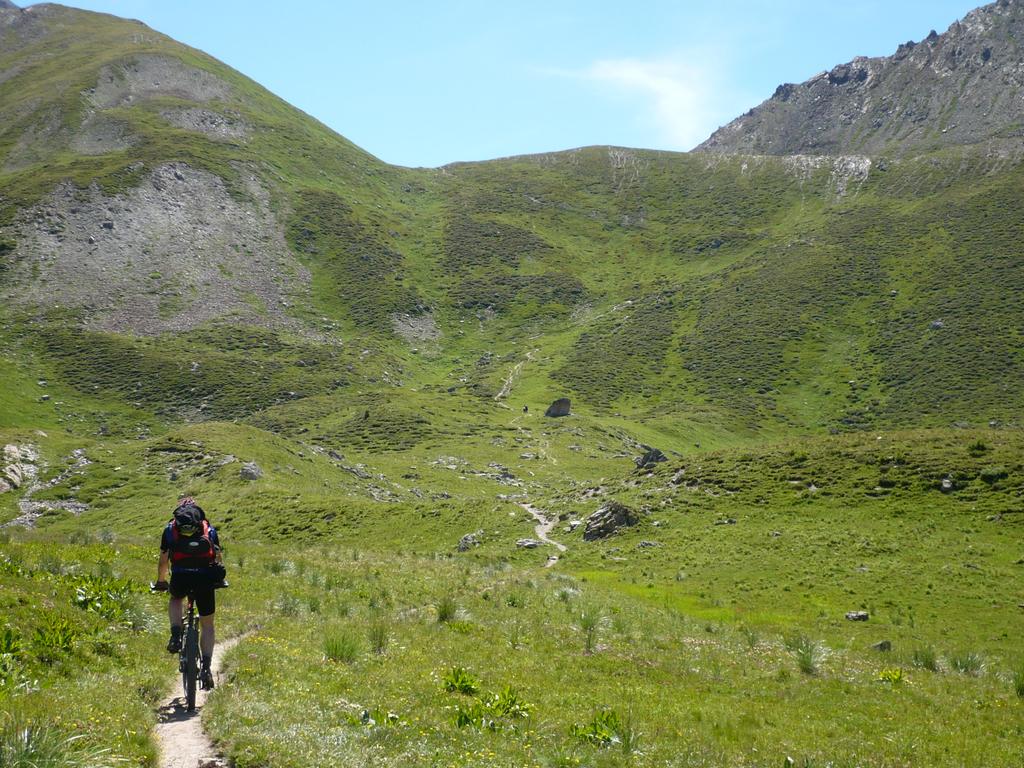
[3,162,310,334]
[89,54,232,109]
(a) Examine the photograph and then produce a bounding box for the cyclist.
[154,496,224,690]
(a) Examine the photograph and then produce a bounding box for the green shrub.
[979,465,1008,483]
[33,617,78,663]
[450,686,531,731]
[323,630,361,663]
[966,440,988,456]
[70,575,139,622]
[878,667,904,684]
[442,666,479,695]
[570,709,625,747]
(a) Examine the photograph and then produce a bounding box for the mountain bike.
[152,580,227,711]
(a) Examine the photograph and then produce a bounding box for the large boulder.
[240,461,263,481]
[544,398,571,418]
[583,501,638,541]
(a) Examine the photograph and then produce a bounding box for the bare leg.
[168,596,184,629]
[199,615,215,662]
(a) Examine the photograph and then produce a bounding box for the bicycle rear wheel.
[183,625,199,711]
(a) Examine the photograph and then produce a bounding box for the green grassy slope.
[1,5,1023,767]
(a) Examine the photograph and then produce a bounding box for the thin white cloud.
[550,52,735,150]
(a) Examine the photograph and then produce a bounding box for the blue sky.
[29,1,982,167]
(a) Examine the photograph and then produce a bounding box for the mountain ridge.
[698,0,1024,156]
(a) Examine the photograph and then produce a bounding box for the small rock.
[770,530,782,537]
[940,477,954,493]
[871,640,892,652]
[516,538,543,549]
[39,394,50,402]
[544,398,571,418]
[239,462,263,481]
[930,319,945,330]
[638,540,659,548]
[457,530,483,552]
[566,520,582,532]
[713,517,737,526]
[845,611,870,622]
[197,758,226,768]
[519,453,537,460]
[100,220,114,230]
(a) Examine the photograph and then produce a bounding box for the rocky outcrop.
[583,501,638,541]
[699,0,1024,156]
[457,530,483,551]
[634,446,667,470]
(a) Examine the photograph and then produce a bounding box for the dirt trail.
[519,502,567,568]
[495,348,538,402]
[155,634,245,768]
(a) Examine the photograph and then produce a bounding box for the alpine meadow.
[0,1,1022,767]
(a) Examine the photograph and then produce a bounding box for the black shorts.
[169,569,217,616]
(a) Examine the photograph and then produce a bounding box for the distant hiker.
[154,496,226,690]
[523,405,528,413]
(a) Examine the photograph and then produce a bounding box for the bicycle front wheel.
[183,625,199,711]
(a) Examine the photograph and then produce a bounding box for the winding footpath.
[519,502,567,568]
[155,634,246,768]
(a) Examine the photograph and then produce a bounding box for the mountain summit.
[699,0,1024,156]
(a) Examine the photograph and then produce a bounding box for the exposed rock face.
[89,54,232,109]
[544,398,571,418]
[2,163,308,334]
[699,0,1024,156]
[583,501,638,541]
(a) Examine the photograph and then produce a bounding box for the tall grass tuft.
[323,630,361,663]
[785,633,824,676]
[368,618,389,655]
[579,608,602,654]
[911,645,939,672]
[949,651,985,676]
[1011,664,1024,698]
[0,720,125,768]
[436,594,458,624]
